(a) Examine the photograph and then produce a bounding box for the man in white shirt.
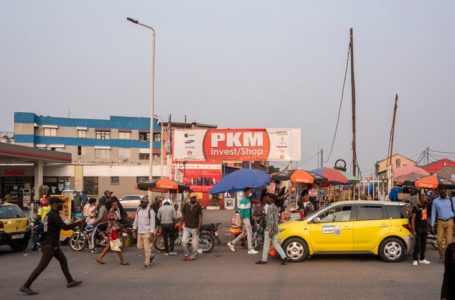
[133,197,156,269]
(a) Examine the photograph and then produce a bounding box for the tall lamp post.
[127,17,156,200]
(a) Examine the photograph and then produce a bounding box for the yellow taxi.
[0,203,31,251]
[278,201,414,262]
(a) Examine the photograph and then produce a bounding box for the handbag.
[110,239,122,252]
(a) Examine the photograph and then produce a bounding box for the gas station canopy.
[0,142,71,164]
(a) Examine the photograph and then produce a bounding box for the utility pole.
[426,146,430,165]
[386,94,399,197]
[320,149,324,169]
[350,28,357,199]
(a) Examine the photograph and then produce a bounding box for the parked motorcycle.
[154,223,221,253]
[69,222,107,251]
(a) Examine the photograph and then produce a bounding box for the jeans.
[137,232,152,266]
[437,219,454,257]
[33,223,43,247]
[413,229,427,260]
[23,244,74,288]
[182,227,199,259]
[261,230,286,262]
[162,224,175,253]
[231,218,253,250]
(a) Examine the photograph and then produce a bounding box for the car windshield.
[0,205,26,219]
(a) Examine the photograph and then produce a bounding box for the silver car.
[119,195,146,210]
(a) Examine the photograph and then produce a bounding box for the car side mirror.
[313,217,321,224]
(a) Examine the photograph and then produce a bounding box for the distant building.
[375,154,416,180]
[9,112,163,197]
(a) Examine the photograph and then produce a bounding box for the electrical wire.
[429,149,455,155]
[325,44,351,163]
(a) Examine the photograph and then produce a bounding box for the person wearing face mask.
[20,197,83,295]
[133,197,155,268]
[430,189,455,261]
[227,188,258,255]
[181,193,203,261]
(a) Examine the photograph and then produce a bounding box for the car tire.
[379,237,405,262]
[283,237,309,262]
[10,239,29,252]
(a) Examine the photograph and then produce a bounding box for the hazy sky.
[1,1,455,176]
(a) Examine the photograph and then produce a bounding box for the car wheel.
[10,239,29,252]
[379,237,405,262]
[283,237,309,262]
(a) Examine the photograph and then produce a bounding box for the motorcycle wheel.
[197,232,215,253]
[154,235,165,251]
[70,232,87,251]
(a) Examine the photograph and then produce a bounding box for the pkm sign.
[203,129,270,162]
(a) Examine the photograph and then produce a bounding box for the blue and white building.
[10,112,165,196]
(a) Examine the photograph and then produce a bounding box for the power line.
[429,149,455,155]
[302,152,319,165]
[325,44,351,163]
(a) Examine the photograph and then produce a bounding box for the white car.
[119,195,146,210]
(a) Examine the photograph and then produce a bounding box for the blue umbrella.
[209,169,271,194]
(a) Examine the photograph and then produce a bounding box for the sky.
[1,1,455,176]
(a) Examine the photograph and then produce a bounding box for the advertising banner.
[173,128,301,162]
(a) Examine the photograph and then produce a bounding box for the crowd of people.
[18,186,455,299]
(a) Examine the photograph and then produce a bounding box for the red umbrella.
[311,168,349,185]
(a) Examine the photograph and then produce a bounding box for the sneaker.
[281,257,289,265]
[248,249,258,255]
[67,281,82,288]
[256,260,267,264]
[169,251,178,256]
[412,260,418,266]
[164,252,169,256]
[20,286,38,295]
[227,242,235,252]
[182,255,190,261]
[90,249,99,254]
[419,259,431,265]
[188,257,196,261]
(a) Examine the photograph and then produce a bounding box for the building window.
[96,130,110,140]
[119,148,130,161]
[43,128,57,136]
[153,133,161,142]
[83,177,98,196]
[95,149,111,159]
[110,176,120,185]
[139,153,150,160]
[119,131,131,140]
[77,130,87,138]
[139,132,150,142]
[137,176,148,184]
[396,159,401,168]
[77,146,82,156]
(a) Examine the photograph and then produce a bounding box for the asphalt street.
[0,210,445,300]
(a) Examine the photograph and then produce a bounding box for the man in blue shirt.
[430,189,455,260]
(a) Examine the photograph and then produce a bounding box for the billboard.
[173,128,301,162]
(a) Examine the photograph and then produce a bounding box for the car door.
[353,205,391,252]
[309,204,354,252]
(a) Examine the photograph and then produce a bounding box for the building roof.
[0,142,71,163]
[375,153,416,165]
[161,122,217,129]
[421,159,455,174]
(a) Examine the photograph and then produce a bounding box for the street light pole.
[127,17,156,186]
[154,114,165,178]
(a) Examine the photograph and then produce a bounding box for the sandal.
[96,259,105,265]
[120,262,130,266]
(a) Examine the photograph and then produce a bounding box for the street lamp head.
[127,17,139,24]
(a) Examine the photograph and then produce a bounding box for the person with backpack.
[133,197,156,269]
[89,197,109,254]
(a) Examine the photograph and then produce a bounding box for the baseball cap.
[140,197,149,203]
[163,199,172,205]
[189,192,197,198]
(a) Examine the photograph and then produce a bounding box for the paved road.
[0,211,444,300]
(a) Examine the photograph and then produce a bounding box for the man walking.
[430,189,455,261]
[227,187,258,254]
[90,196,109,254]
[158,199,178,256]
[181,193,203,261]
[133,197,156,269]
[411,194,431,266]
[20,197,82,295]
[256,195,288,265]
